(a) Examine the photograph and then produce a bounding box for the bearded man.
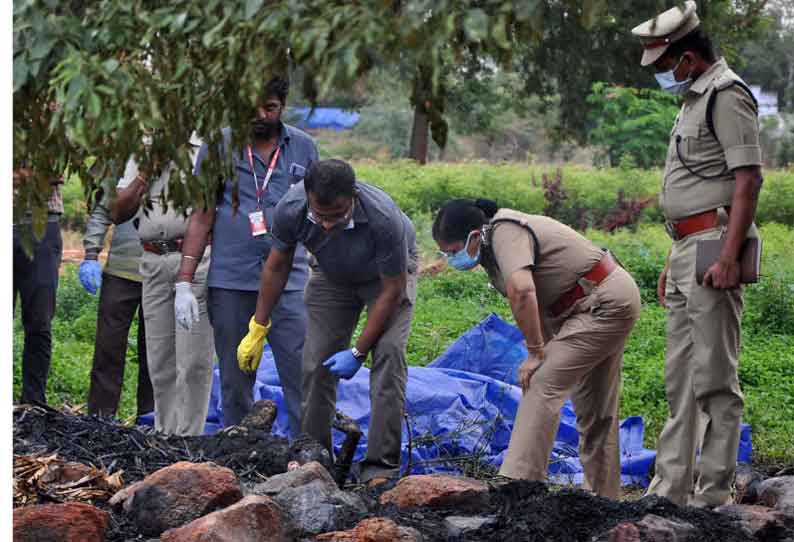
[176,76,318,435]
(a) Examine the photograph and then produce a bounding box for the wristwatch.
[351,347,367,361]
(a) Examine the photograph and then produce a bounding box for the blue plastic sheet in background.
[139,313,752,487]
[286,107,360,131]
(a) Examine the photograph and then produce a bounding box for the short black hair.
[432,198,498,244]
[662,28,717,64]
[264,75,289,105]
[304,159,356,205]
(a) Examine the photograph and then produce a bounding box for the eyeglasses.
[438,230,477,259]
[307,200,355,227]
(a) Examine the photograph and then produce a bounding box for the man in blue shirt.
[175,76,317,435]
[238,159,418,483]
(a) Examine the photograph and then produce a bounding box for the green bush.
[13,265,143,419]
[586,225,670,303]
[59,161,794,229]
[759,169,794,225]
[352,161,794,227]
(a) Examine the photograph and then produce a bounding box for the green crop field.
[15,162,794,470]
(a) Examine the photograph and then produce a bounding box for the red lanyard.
[247,145,281,208]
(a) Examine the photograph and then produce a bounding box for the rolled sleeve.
[491,223,536,279]
[714,86,762,171]
[270,233,293,252]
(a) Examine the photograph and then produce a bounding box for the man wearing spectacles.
[239,159,417,484]
[176,76,318,437]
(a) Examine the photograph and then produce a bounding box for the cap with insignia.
[631,1,700,67]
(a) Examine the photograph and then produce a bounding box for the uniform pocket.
[677,123,700,157]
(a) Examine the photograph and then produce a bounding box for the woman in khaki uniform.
[433,199,641,499]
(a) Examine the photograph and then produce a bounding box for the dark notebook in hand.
[695,238,762,285]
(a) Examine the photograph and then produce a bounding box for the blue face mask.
[446,230,481,271]
[655,56,692,95]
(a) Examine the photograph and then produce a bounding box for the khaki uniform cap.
[631,0,700,66]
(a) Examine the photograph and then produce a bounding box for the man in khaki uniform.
[111,142,215,436]
[632,1,764,507]
[433,200,641,499]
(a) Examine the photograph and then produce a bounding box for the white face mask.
[655,56,693,95]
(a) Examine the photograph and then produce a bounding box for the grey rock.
[247,461,336,497]
[758,476,794,512]
[274,479,367,536]
[715,503,794,537]
[444,515,497,537]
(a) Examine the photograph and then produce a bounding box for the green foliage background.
[353,161,794,227]
[586,83,680,169]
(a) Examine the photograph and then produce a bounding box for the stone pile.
[11,405,794,542]
[14,461,794,541]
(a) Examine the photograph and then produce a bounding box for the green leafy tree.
[14,0,615,228]
[738,1,794,112]
[517,0,770,144]
[586,82,679,169]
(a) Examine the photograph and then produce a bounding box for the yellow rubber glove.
[237,316,272,373]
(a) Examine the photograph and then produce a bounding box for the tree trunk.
[408,105,429,164]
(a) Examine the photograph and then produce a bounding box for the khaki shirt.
[120,139,202,243]
[121,159,188,243]
[661,58,762,221]
[482,209,604,332]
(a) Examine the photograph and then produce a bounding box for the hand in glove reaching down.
[237,316,272,373]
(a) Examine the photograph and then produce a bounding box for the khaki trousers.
[301,263,417,483]
[140,248,215,436]
[499,267,641,499]
[647,227,744,507]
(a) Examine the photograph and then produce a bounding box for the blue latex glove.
[78,260,102,294]
[322,349,362,380]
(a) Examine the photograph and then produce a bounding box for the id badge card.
[248,210,267,236]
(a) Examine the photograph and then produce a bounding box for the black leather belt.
[142,239,183,255]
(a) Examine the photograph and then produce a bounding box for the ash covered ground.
[13,406,774,542]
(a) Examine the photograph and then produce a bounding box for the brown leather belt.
[142,239,183,255]
[665,208,727,241]
[549,252,618,317]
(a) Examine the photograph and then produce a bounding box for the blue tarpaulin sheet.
[287,107,360,131]
[140,313,751,486]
